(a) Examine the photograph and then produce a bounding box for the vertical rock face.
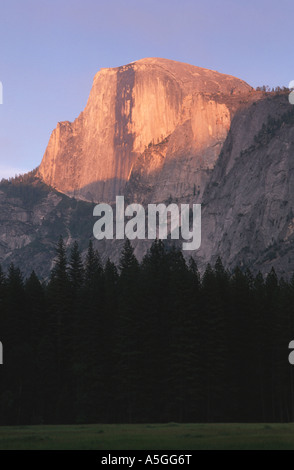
[1,64,294,278]
[37,58,252,203]
[196,94,294,276]
[125,94,234,204]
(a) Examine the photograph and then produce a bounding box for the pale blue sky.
[0,0,293,179]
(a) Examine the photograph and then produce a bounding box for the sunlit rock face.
[14,58,294,278]
[37,58,252,203]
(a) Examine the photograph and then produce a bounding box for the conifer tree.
[117,240,142,422]
[69,241,84,293]
[47,236,73,422]
[84,240,103,290]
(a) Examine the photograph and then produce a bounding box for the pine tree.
[200,263,223,421]
[69,241,84,293]
[265,267,280,421]
[117,240,142,422]
[229,266,255,421]
[84,240,103,290]
[75,241,105,423]
[165,245,196,421]
[5,264,29,424]
[47,236,73,423]
[140,239,170,422]
[50,236,68,286]
[24,271,46,423]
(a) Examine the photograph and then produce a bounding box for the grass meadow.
[0,423,294,450]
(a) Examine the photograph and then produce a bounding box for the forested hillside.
[0,238,293,424]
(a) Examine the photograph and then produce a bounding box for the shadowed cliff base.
[65,178,128,204]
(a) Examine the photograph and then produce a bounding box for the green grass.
[0,423,294,449]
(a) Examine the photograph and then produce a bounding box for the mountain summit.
[1,59,293,278]
[37,58,252,203]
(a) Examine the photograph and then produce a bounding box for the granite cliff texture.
[124,92,294,278]
[37,58,252,203]
[1,59,293,279]
[0,175,95,279]
[197,94,294,275]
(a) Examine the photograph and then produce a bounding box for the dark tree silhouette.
[0,239,294,425]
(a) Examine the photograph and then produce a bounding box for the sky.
[0,0,293,179]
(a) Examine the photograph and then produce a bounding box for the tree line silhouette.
[0,237,294,425]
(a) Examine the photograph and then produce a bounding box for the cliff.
[1,59,293,279]
[37,58,253,203]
